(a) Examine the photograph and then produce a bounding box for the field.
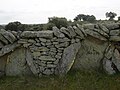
[0,70,120,90]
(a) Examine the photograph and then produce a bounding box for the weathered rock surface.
[110,36,120,41]
[53,26,65,38]
[0,42,4,49]
[21,31,53,38]
[102,45,120,74]
[56,42,81,75]
[83,24,95,30]
[77,24,87,37]
[85,29,107,41]
[67,26,76,38]
[5,48,33,76]
[110,30,120,36]
[104,23,120,30]
[103,59,116,74]
[73,36,108,70]
[0,55,8,76]
[111,49,120,72]
[26,49,38,76]
[73,26,85,39]
[0,29,17,43]
[98,24,109,34]
[60,27,71,38]
[0,42,21,57]
[39,56,56,61]
[0,33,9,44]
[93,29,109,38]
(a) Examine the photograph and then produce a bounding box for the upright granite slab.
[5,48,33,76]
[73,36,108,71]
[55,42,81,75]
[0,55,8,76]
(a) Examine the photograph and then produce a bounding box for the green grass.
[0,70,120,90]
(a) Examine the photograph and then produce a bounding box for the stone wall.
[0,22,120,77]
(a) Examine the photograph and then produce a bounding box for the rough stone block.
[21,31,53,38]
[53,26,65,38]
[39,56,56,61]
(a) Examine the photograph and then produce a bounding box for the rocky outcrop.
[0,22,120,77]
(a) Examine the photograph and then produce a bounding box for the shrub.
[5,21,24,31]
[48,17,69,29]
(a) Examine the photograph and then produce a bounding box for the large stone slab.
[26,49,38,76]
[102,45,120,74]
[93,29,109,38]
[77,24,87,37]
[103,59,116,74]
[98,24,109,34]
[0,29,17,43]
[21,31,53,38]
[83,24,95,30]
[110,29,120,36]
[73,26,85,39]
[0,42,21,57]
[0,33,8,45]
[67,26,76,38]
[53,26,65,38]
[109,36,120,41]
[104,23,120,30]
[85,29,107,41]
[0,41,4,49]
[60,27,71,38]
[0,54,8,76]
[73,36,108,71]
[5,48,33,76]
[111,49,120,72]
[55,42,81,75]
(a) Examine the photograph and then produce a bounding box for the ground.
[0,70,120,90]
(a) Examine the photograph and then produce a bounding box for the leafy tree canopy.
[48,17,69,29]
[106,12,117,20]
[74,14,96,23]
[5,21,25,31]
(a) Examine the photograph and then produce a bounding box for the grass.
[0,70,120,90]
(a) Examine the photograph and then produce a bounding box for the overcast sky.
[0,0,120,24]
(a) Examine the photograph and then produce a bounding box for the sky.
[0,0,120,24]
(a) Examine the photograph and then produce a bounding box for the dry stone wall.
[0,22,120,77]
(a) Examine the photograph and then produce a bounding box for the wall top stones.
[20,31,53,39]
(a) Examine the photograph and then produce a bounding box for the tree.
[74,14,96,23]
[74,14,85,21]
[106,12,117,20]
[83,15,96,22]
[48,17,68,29]
[5,21,25,31]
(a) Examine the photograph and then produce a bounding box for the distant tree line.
[4,11,120,31]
